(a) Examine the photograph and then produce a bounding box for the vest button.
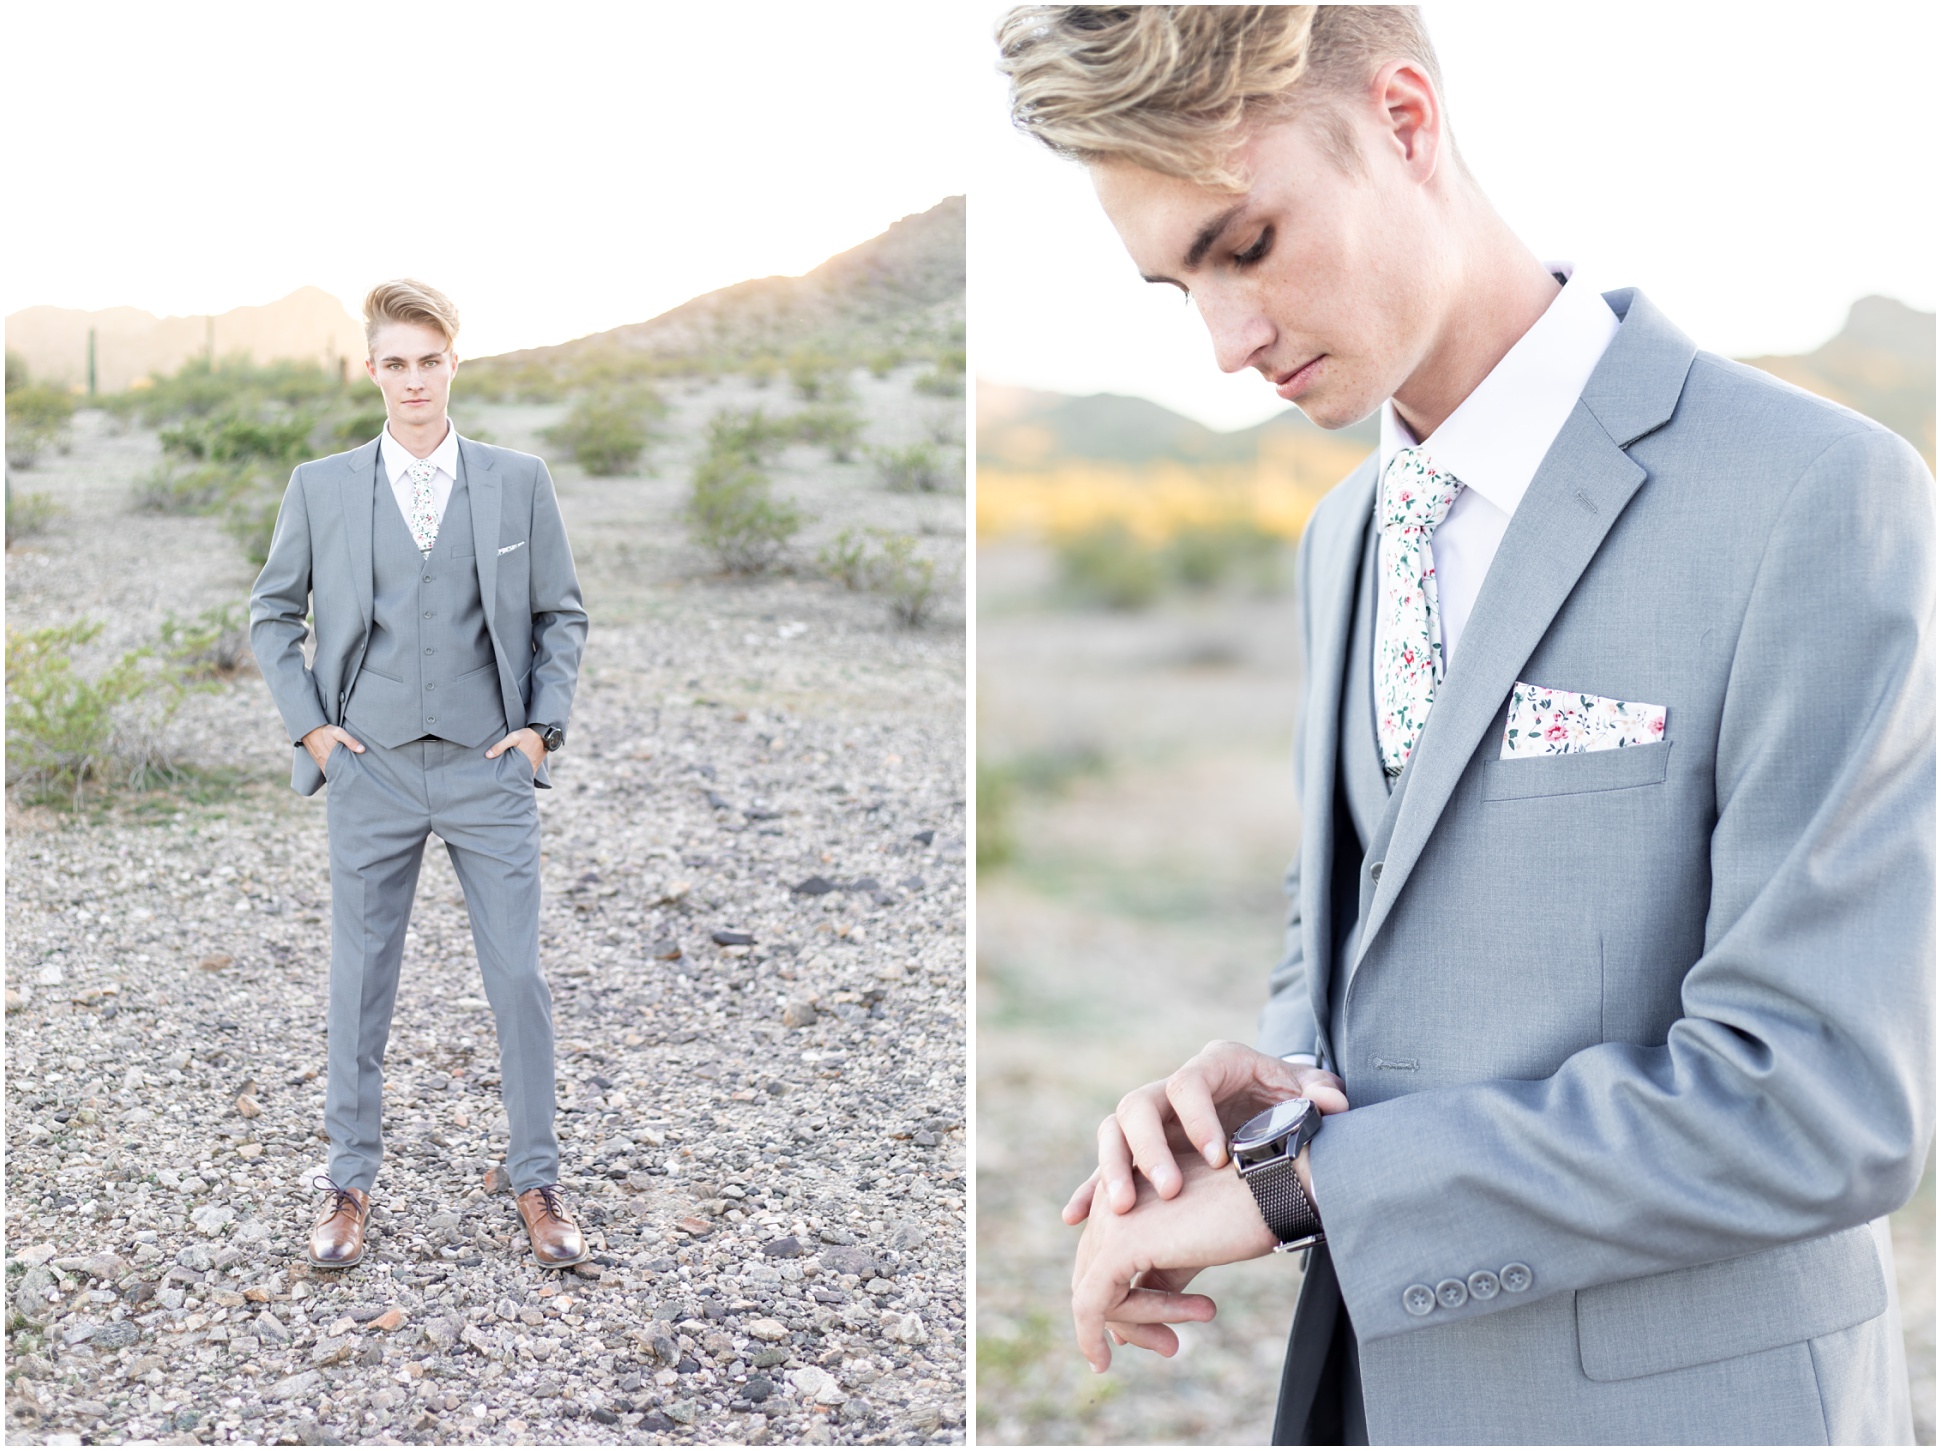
[423,574,433,582]
[424,611,434,619]
[425,683,436,691]
[424,647,435,655]
[426,716,436,724]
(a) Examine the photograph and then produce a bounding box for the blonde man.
[250,280,592,1271]
[999,7,1933,1444]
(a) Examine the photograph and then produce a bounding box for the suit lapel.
[1349,289,1696,970]
[461,437,500,634]
[340,439,380,631]
[1300,459,1379,1036]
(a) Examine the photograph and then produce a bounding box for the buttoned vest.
[341,463,506,749]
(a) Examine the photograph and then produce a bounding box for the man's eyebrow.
[1138,202,1249,287]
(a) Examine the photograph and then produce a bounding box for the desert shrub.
[789,351,855,403]
[542,390,662,476]
[5,479,65,546]
[1166,518,1285,592]
[126,355,345,425]
[159,410,311,469]
[325,403,390,453]
[222,486,282,568]
[6,384,76,468]
[5,620,202,806]
[1056,522,1165,609]
[869,531,946,627]
[745,354,780,389]
[922,408,964,450]
[5,351,27,393]
[131,461,250,516]
[818,527,873,590]
[872,441,948,493]
[704,407,790,466]
[866,349,902,379]
[685,453,802,574]
[976,758,1016,871]
[913,347,966,398]
[160,603,252,679]
[793,404,865,461]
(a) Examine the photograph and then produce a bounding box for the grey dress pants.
[321,728,559,1193]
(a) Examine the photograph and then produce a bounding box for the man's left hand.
[486,728,545,774]
[1071,1146,1280,1373]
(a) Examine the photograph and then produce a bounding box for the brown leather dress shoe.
[514,1183,589,1267]
[308,1176,372,1268]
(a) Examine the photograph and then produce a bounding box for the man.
[250,279,592,1272]
[997,6,1933,1444]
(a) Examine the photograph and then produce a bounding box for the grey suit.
[250,434,588,1193]
[1260,290,1934,1444]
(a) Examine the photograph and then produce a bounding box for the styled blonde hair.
[995,5,1450,191]
[363,279,461,355]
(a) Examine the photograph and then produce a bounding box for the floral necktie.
[1375,447,1463,779]
[405,456,439,558]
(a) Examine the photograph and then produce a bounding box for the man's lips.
[1273,355,1325,400]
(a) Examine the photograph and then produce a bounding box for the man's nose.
[1197,295,1274,375]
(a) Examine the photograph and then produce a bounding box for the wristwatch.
[528,722,565,752]
[1230,1096,1325,1252]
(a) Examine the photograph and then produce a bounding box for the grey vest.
[342,463,506,750]
[1324,510,1411,1069]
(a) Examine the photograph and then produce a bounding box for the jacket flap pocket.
[1482,739,1670,801]
[1576,1224,1885,1382]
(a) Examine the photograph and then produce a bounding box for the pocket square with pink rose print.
[1500,682,1666,759]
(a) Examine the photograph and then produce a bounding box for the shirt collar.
[1378,262,1620,519]
[379,419,460,486]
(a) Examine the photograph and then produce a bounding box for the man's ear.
[1372,59,1444,183]
[363,356,379,384]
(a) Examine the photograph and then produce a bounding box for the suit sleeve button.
[1500,1262,1533,1294]
[1435,1278,1468,1309]
[1466,1269,1500,1300]
[1402,1283,1436,1316]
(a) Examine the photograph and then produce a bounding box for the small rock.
[746,1318,790,1341]
[753,1347,789,1368]
[841,1397,873,1424]
[641,1412,676,1432]
[5,989,24,1013]
[893,1312,928,1345]
[791,876,837,895]
[93,1319,139,1350]
[573,1261,603,1280]
[650,940,683,961]
[818,1227,857,1246]
[745,1375,774,1402]
[676,1216,712,1235]
[782,1000,818,1028]
[484,1164,512,1194]
[911,829,936,846]
[712,930,756,946]
[372,1307,407,1331]
[256,1311,291,1344]
[234,1094,262,1119]
[190,1204,235,1236]
[312,1336,354,1366]
[762,1235,805,1259]
[13,1243,58,1269]
[198,954,233,973]
[665,1398,698,1424]
[176,1244,214,1272]
[37,964,64,986]
[822,1246,874,1279]
[267,1369,323,1402]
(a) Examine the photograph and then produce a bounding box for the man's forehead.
[1091,160,1252,276]
[371,323,452,359]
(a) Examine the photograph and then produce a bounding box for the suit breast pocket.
[1482,740,1672,801]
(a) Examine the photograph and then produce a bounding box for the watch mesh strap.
[1246,1156,1323,1245]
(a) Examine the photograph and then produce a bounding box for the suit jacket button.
[1466,1269,1500,1300]
[1500,1262,1532,1294]
[1369,861,1383,881]
[1435,1278,1467,1309]
[423,574,433,582]
[1402,1283,1436,1316]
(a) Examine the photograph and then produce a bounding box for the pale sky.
[974,2,1941,432]
[3,1,974,359]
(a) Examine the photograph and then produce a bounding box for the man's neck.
[1390,209,1562,442]
[388,415,452,459]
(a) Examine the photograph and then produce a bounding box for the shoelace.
[529,1183,571,1224]
[311,1174,364,1221]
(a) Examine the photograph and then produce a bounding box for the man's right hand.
[303,723,366,773]
[1062,1039,1348,1224]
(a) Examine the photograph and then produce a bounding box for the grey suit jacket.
[1262,289,1934,1443]
[249,434,587,796]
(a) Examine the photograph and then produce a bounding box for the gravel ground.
[4,379,968,1447]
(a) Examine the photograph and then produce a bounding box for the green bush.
[159,410,311,469]
[818,528,873,590]
[704,407,790,465]
[685,453,802,574]
[6,385,76,468]
[123,355,346,425]
[5,621,200,806]
[1056,522,1165,609]
[869,531,946,627]
[872,441,949,493]
[222,486,282,568]
[788,351,855,403]
[913,347,967,398]
[866,349,903,379]
[326,403,391,452]
[1166,518,1285,592]
[541,390,661,475]
[792,404,865,461]
[131,461,250,515]
[5,351,27,393]
[976,758,1016,872]
[160,602,252,679]
[5,479,65,546]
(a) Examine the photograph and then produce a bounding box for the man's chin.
[1287,387,1380,434]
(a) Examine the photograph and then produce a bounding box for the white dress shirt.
[378,420,459,536]
[1377,264,1620,668]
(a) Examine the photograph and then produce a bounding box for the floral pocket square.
[497,540,527,557]
[1501,682,1665,759]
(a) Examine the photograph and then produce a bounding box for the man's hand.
[1071,1146,1281,1373]
[303,723,365,772]
[1064,1040,1346,1223]
[485,728,545,774]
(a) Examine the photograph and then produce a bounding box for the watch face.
[1232,1097,1314,1156]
